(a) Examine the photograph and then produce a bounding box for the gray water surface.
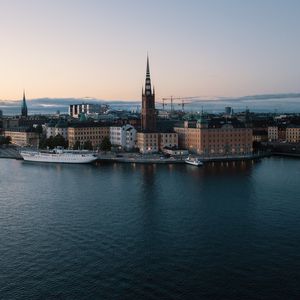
[0,158,300,299]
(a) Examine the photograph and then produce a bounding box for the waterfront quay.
[0,146,269,164]
[97,151,269,164]
[0,146,22,159]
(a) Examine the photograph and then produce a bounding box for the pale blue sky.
[0,0,300,100]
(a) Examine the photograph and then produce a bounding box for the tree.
[53,134,68,148]
[0,136,11,145]
[47,136,55,149]
[38,134,68,149]
[4,136,11,145]
[34,125,43,134]
[83,140,93,150]
[73,140,81,150]
[38,135,47,149]
[100,136,111,151]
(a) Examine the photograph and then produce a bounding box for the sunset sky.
[1,0,300,101]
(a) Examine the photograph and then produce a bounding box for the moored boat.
[185,156,203,166]
[20,147,97,164]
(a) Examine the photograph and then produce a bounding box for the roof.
[175,118,246,129]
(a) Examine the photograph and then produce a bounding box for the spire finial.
[146,54,150,77]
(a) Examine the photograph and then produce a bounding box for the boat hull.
[185,159,203,166]
[20,151,97,164]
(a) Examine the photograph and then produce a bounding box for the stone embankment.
[0,147,22,159]
[97,152,269,164]
[0,147,270,164]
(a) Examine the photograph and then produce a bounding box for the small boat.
[20,147,98,164]
[185,156,203,166]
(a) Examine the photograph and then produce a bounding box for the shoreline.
[0,147,274,164]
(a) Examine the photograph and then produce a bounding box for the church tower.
[141,56,156,132]
[21,90,28,117]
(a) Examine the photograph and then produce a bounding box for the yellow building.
[4,128,39,147]
[268,126,287,142]
[137,132,159,153]
[286,125,300,143]
[136,132,178,154]
[159,133,178,151]
[174,118,252,157]
[68,124,110,149]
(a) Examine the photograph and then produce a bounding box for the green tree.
[53,134,68,148]
[83,140,93,150]
[38,135,47,149]
[73,140,81,150]
[4,136,11,145]
[46,136,55,149]
[34,125,43,134]
[100,136,111,152]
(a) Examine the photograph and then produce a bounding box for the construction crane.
[160,96,199,112]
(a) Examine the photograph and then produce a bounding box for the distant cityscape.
[1,57,300,160]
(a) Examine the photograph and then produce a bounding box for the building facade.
[137,132,159,154]
[174,117,253,157]
[67,124,110,149]
[69,103,108,118]
[159,133,178,150]
[45,120,68,139]
[4,128,39,147]
[110,124,137,150]
[136,132,178,154]
[268,126,287,142]
[286,125,300,143]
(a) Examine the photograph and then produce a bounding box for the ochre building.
[68,124,110,149]
[286,125,300,143]
[174,117,253,157]
[4,128,39,147]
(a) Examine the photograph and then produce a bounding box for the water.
[0,158,300,299]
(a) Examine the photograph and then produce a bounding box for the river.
[0,157,299,299]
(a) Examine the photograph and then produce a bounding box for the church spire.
[141,55,156,132]
[144,55,152,96]
[146,54,150,78]
[21,90,28,117]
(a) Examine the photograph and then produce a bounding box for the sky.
[1,0,300,101]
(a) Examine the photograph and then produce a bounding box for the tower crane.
[160,96,199,112]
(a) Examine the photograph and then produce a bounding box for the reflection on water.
[0,157,300,299]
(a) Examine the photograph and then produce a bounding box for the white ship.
[185,156,203,166]
[20,147,98,164]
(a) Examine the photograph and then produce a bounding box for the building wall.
[4,130,39,147]
[286,127,300,143]
[136,132,178,154]
[69,103,105,118]
[110,125,137,150]
[2,118,20,129]
[159,133,178,150]
[68,126,110,148]
[137,132,159,153]
[174,123,253,157]
[268,126,278,142]
[46,126,68,139]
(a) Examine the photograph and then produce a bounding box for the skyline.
[1,0,300,101]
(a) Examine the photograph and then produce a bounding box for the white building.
[110,124,137,150]
[69,103,108,118]
[45,120,68,139]
[268,126,278,142]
